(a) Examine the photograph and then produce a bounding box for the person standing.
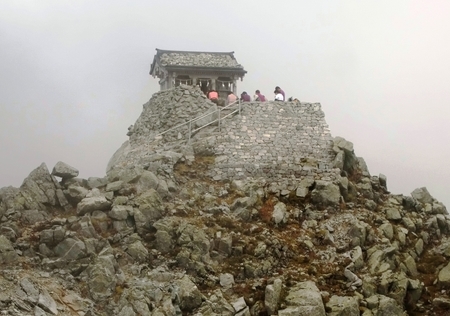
[254,90,266,102]
[275,86,285,101]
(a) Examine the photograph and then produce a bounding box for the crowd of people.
[206,86,296,105]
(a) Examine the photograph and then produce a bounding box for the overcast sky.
[1,0,450,207]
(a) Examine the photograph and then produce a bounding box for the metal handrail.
[156,99,242,141]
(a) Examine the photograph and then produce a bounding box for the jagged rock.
[411,187,433,204]
[198,289,234,316]
[433,297,450,309]
[54,238,86,260]
[38,288,58,315]
[65,184,88,204]
[0,235,18,264]
[135,189,164,223]
[311,180,341,207]
[265,278,282,315]
[87,177,108,189]
[135,170,160,195]
[85,250,117,301]
[77,196,111,215]
[106,180,124,192]
[174,275,202,312]
[280,281,326,316]
[385,208,401,220]
[19,163,69,210]
[326,295,359,316]
[109,205,132,220]
[91,211,110,233]
[272,201,288,225]
[438,262,450,286]
[376,295,406,315]
[295,178,315,198]
[52,161,79,179]
[127,240,148,263]
[219,273,235,289]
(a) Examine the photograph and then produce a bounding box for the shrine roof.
[150,49,246,73]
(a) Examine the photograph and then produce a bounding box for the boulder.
[77,196,111,216]
[173,275,202,312]
[326,295,359,316]
[0,235,18,264]
[438,262,450,287]
[135,189,165,223]
[311,181,341,207]
[411,187,433,204]
[20,163,69,210]
[281,281,326,316]
[54,238,86,260]
[52,161,79,179]
[86,252,117,301]
[265,278,282,315]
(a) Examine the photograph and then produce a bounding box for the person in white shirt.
[274,93,284,101]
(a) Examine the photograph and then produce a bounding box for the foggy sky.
[1,0,450,207]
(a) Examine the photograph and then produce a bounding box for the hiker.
[240,91,251,102]
[226,91,238,105]
[274,92,284,101]
[274,86,285,101]
[254,90,266,102]
[207,89,219,104]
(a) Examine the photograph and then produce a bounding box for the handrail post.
[218,107,221,132]
[188,121,191,142]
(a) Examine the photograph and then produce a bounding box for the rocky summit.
[1,85,450,316]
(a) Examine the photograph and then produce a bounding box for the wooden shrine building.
[150,49,247,98]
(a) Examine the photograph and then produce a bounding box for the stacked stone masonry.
[207,101,340,181]
[108,86,341,183]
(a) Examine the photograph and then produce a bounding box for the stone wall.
[205,101,340,181]
[108,85,340,182]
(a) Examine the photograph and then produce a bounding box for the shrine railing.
[156,99,242,142]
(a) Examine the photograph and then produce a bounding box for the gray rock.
[135,189,165,223]
[86,252,117,301]
[326,295,359,316]
[54,238,86,260]
[438,262,450,286]
[272,202,288,225]
[20,163,69,210]
[20,278,39,304]
[126,240,148,263]
[38,289,58,315]
[52,161,79,179]
[109,205,132,220]
[311,180,341,207]
[77,196,111,215]
[376,295,405,316]
[265,278,282,315]
[219,273,235,289]
[411,187,433,204]
[174,275,202,312]
[385,208,401,221]
[66,185,88,204]
[232,296,247,313]
[87,177,108,189]
[0,235,18,263]
[281,281,326,316]
[135,170,160,195]
[106,180,124,192]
